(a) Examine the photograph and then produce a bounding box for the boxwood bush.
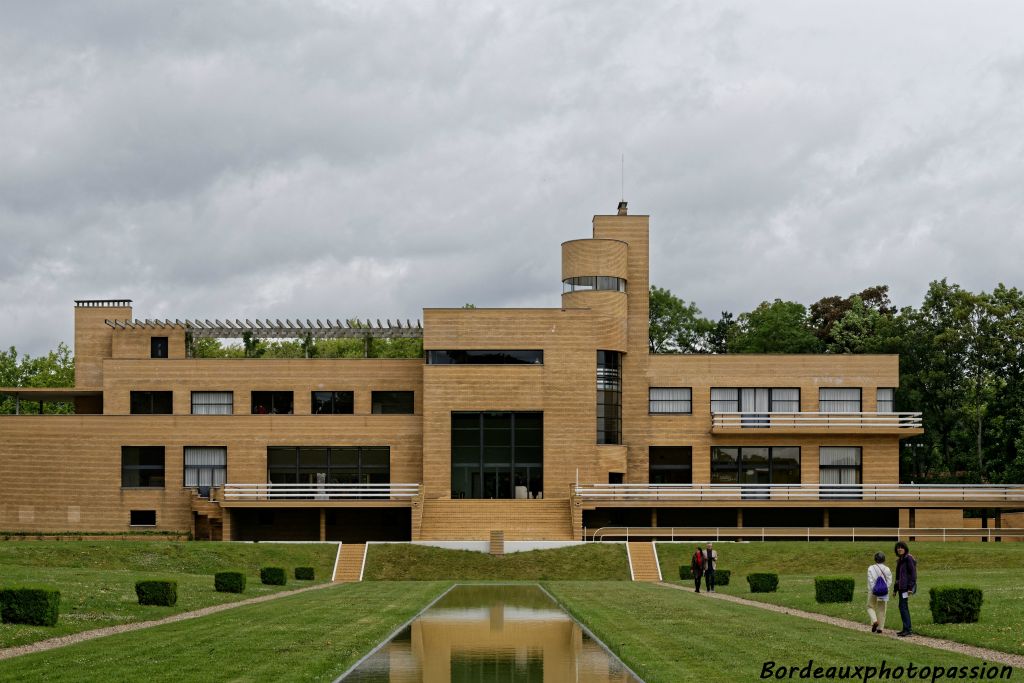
[929,586,983,624]
[715,569,731,586]
[260,567,287,586]
[135,580,177,606]
[746,572,779,593]
[814,576,855,603]
[214,571,246,594]
[294,567,315,581]
[0,587,61,626]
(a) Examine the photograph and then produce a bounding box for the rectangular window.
[130,391,173,415]
[122,446,165,488]
[597,351,621,445]
[711,388,801,412]
[451,412,542,500]
[426,350,543,365]
[184,446,227,496]
[371,391,414,414]
[130,510,156,526]
[819,387,862,412]
[649,387,692,414]
[267,446,390,495]
[710,446,801,486]
[877,388,895,413]
[191,391,233,415]
[312,391,354,414]
[649,446,692,484]
[819,446,862,499]
[150,337,168,358]
[251,391,294,415]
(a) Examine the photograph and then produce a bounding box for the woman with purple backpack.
[867,551,893,633]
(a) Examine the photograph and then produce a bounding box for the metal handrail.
[590,526,1024,542]
[223,483,421,500]
[574,483,1024,502]
[712,411,922,428]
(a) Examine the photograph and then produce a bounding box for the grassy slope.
[545,582,993,683]
[0,581,449,683]
[658,541,1024,655]
[364,542,630,580]
[0,541,337,647]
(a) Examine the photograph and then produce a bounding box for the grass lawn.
[0,541,337,648]
[364,542,630,580]
[657,541,1024,655]
[545,581,997,683]
[0,581,449,682]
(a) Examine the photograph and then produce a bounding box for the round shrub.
[929,586,983,624]
[0,586,61,626]
[294,567,315,581]
[260,567,287,586]
[214,571,246,594]
[135,580,178,606]
[746,572,779,593]
[715,569,731,586]
[814,576,855,603]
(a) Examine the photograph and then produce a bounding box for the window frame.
[425,350,544,365]
[876,388,895,413]
[648,387,693,415]
[183,446,228,494]
[311,391,355,415]
[819,387,863,412]
[648,446,693,484]
[191,391,234,415]
[121,446,166,489]
[251,391,294,415]
[371,391,415,415]
[710,446,802,486]
[130,391,173,415]
[150,336,169,359]
[129,510,157,527]
[818,446,863,499]
[710,387,802,413]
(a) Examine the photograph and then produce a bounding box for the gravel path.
[661,582,1024,668]
[0,581,338,661]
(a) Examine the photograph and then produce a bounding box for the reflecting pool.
[338,584,642,682]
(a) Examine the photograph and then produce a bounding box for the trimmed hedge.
[0,587,61,626]
[746,572,779,593]
[929,586,983,624]
[135,580,177,606]
[294,567,315,581]
[260,567,287,586]
[814,576,855,603]
[715,569,731,586]
[214,571,246,594]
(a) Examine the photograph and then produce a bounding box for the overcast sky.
[3,1,1023,356]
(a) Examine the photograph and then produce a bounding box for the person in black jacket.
[690,545,705,592]
[893,541,918,636]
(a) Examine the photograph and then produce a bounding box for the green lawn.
[545,582,997,683]
[364,542,630,580]
[0,581,449,682]
[0,541,337,647]
[657,541,1024,655]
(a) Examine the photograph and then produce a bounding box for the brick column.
[319,508,327,542]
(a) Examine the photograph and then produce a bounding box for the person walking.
[894,541,918,636]
[702,542,718,593]
[867,551,892,633]
[690,544,705,592]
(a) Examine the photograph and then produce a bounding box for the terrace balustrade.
[574,483,1024,503]
[221,482,421,502]
[711,411,922,430]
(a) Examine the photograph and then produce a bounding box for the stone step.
[333,543,366,582]
[627,541,662,582]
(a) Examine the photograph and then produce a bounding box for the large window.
[820,388,862,412]
[130,391,172,415]
[150,336,168,358]
[122,446,165,488]
[251,391,293,415]
[184,446,227,496]
[711,446,801,489]
[371,391,414,414]
[451,412,542,499]
[649,387,692,414]
[819,446,862,499]
[876,388,895,413]
[649,446,692,484]
[191,391,233,415]
[312,391,354,415]
[426,350,543,365]
[597,351,621,445]
[562,276,627,293]
[711,387,800,427]
[267,446,390,488]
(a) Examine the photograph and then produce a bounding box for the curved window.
[562,276,626,294]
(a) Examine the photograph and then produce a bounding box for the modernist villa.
[2,204,1021,543]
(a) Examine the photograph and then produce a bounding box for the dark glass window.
[710,446,801,486]
[371,391,414,414]
[130,391,173,415]
[597,351,621,444]
[150,337,168,358]
[251,391,293,415]
[451,412,543,500]
[562,276,627,293]
[649,387,691,414]
[129,510,156,526]
[649,446,692,484]
[267,446,390,494]
[312,391,354,414]
[122,446,165,488]
[426,350,543,365]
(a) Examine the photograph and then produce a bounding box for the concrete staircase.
[489,530,505,556]
[627,541,662,582]
[417,499,573,540]
[190,492,223,541]
[333,543,366,582]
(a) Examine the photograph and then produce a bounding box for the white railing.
[711,411,922,429]
[589,526,1024,542]
[574,483,1024,502]
[222,483,421,501]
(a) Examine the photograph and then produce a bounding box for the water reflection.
[339,585,641,682]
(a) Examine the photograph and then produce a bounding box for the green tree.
[0,343,75,414]
[648,286,715,353]
[810,285,895,347]
[728,300,822,353]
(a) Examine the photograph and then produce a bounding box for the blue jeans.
[898,594,912,632]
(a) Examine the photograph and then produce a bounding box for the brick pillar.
[221,509,233,541]
[319,508,327,542]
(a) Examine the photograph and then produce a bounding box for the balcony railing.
[222,483,421,501]
[711,411,922,429]
[574,483,1024,503]
[588,526,1024,542]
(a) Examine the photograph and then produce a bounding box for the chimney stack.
[617,201,628,216]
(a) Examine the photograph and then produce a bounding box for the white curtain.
[191,392,233,415]
[649,387,691,413]
[771,388,800,412]
[184,446,227,487]
[819,447,861,485]
[710,388,738,412]
[877,388,895,413]
[819,388,861,412]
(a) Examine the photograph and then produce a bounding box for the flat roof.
[0,387,101,401]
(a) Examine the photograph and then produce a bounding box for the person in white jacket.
[867,551,893,633]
